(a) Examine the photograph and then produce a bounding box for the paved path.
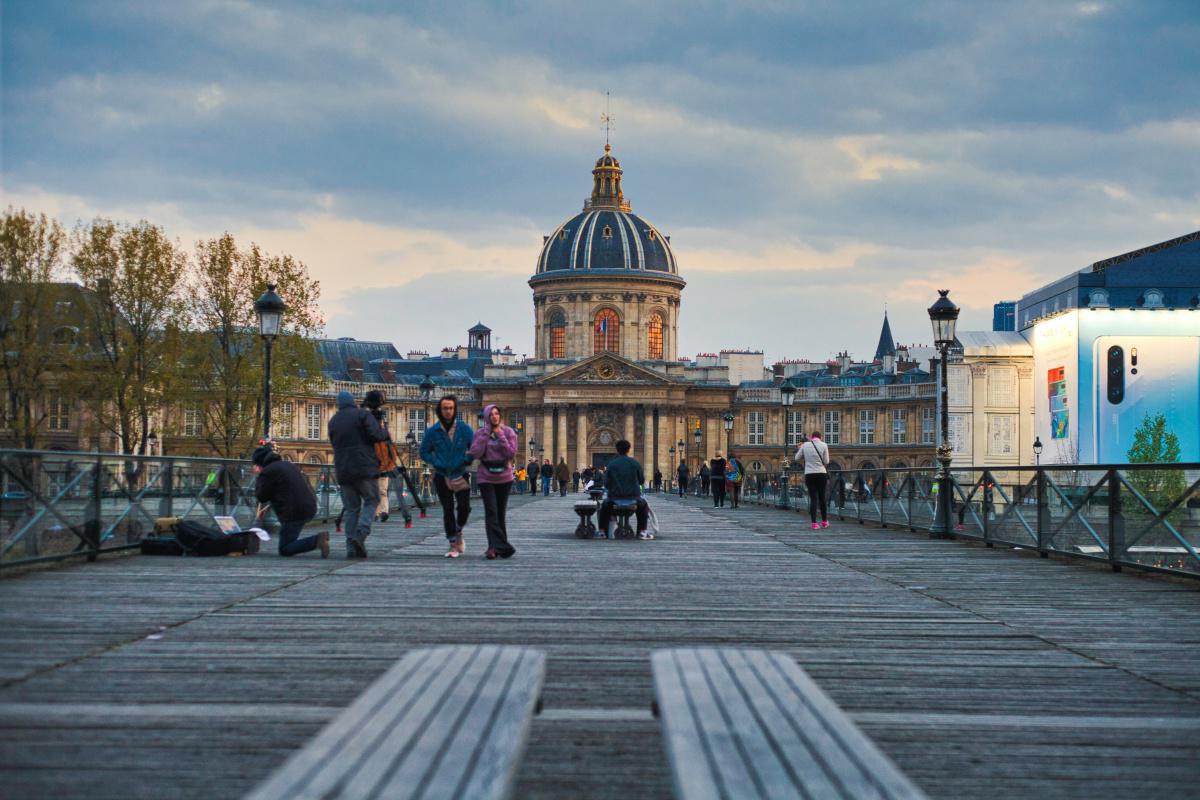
[2,492,1199,799]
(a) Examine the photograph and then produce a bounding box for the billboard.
[1032,308,1200,464]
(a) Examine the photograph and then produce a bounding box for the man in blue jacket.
[420,394,475,558]
[328,390,390,558]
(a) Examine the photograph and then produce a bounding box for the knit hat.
[336,390,355,408]
[251,444,275,466]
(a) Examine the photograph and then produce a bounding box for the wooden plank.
[652,650,723,800]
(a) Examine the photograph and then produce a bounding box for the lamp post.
[693,427,702,496]
[1033,436,1043,466]
[147,431,158,457]
[722,411,734,453]
[405,429,417,463]
[253,284,286,439]
[779,379,796,507]
[927,289,961,539]
[419,374,436,428]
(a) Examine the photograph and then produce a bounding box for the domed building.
[531,144,684,362]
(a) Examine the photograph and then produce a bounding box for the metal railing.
[742,464,1200,579]
[0,449,355,569]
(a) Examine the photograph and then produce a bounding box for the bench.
[651,648,927,800]
[247,644,545,800]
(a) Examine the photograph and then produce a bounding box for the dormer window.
[558,229,568,241]
[602,225,612,240]
[647,229,656,242]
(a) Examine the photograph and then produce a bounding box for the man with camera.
[362,390,417,529]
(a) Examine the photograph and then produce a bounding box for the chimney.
[380,359,396,383]
[882,353,895,375]
[346,356,364,383]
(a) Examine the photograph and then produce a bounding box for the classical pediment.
[536,353,675,386]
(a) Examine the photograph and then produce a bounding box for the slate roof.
[874,313,897,360]
[535,210,680,280]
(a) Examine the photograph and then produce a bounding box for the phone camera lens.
[1110,366,1121,377]
[1109,347,1122,358]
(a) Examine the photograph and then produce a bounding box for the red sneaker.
[404,519,413,529]
[485,548,498,560]
[419,511,427,519]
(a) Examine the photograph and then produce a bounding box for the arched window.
[547,310,566,359]
[647,313,664,360]
[593,308,619,353]
[602,225,613,240]
[52,326,78,346]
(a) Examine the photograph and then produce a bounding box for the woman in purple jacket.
[468,403,518,560]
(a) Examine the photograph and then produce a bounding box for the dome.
[532,145,682,283]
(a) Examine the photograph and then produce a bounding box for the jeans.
[805,473,829,522]
[433,474,471,540]
[677,477,688,497]
[478,481,515,556]
[382,474,413,522]
[277,518,318,556]
[541,476,551,496]
[340,479,379,547]
[598,497,649,533]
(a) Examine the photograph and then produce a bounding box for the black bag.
[140,536,184,556]
[174,519,250,556]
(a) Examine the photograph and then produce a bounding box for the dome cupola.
[589,144,630,212]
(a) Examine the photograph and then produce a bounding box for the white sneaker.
[638,531,655,540]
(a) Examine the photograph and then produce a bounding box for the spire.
[874,312,897,361]
[587,144,631,211]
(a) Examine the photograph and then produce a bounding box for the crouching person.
[253,445,329,558]
[596,439,652,540]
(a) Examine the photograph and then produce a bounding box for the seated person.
[596,439,652,539]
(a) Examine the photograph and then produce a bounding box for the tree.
[0,209,69,449]
[71,218,188,456]
[181,234,323,459]
[1126,412,1186,514]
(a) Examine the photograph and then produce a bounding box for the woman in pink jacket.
[468,404,519,560]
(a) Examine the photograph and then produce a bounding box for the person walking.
[468,404,518,560]
[652,469,663,493]
[796,431,831,530]
[526,458,539,495]
[699,462,711,496]
[554,458,570,496]
[539,459,554,496]
[676,460,690,497]
[363,391,415,529]
[726,452,745,509]
[421,394,475,558]
[328,390,390,558]
[572,468,581,493]
[252,445,328,558]
[514,466,527,495]
[710,451,728,508]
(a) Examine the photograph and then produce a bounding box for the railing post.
[856,470,865,525]
[1108,469,1125,572]
[776,468,789,509]
[159,458,174,519]
[85,456,102,562]
[878,470,885,527]
[907,469,916,531]
[1037,467,1049,557]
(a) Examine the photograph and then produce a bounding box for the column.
[624,407,636,449]
[576,406,588,469]
[707,414,720,459]
[541,411,553,465]
[557,406,568,465]
[643,406,655,471]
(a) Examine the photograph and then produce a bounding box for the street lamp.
[405,429,418,462]
[146,431,158,457]
[419,374,436,427]
[253,283,286,439]
[780,376,796,463]
[1033,436,1043,466]
[722,410,735,452]
[928,289,960,539]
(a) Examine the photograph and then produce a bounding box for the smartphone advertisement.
[1032,309,1200,464]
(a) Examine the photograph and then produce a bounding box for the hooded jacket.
[327,391,389,484]
[254,452,317,522]
[420,405,474,479]
[467,404,518,484]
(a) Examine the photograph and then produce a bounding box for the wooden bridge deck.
[2,492,1198,799]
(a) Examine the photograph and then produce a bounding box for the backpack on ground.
[174,519,252,556]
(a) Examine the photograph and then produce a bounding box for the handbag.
[481,459,508,475]
[446,476,470,492]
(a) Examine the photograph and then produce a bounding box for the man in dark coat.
[328,390,390,558]
[597,440,651,539]
[526,459,539,495]
[539,459,554,496]
[253,445,327,558]
[676,460,690,497]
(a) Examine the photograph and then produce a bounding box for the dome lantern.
[588,144,631,212]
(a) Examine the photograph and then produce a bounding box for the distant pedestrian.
[363,391,414,529]
[207,462,242,516]
[526,459,539,494]
[421,395,475,558]
[653,469,663,493]
[572,469,581,493]
[555,458,570,496]
[795,431,831,529]
[582,466,595,488]
[676,461,690,497]
[710,451,728,508]
[515,467,527,494]
[540,459,553,496]
[328,390,390,558]
[252,445,327,558]
[727,452,745,509]
[468,404,518,560]
[699,463,711,496]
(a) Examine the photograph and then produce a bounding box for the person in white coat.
[795,432,831,530]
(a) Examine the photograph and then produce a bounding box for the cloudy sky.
[4,1,1198,363]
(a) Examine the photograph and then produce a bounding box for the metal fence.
[0,450,354,568]
[743,463,1200,579]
